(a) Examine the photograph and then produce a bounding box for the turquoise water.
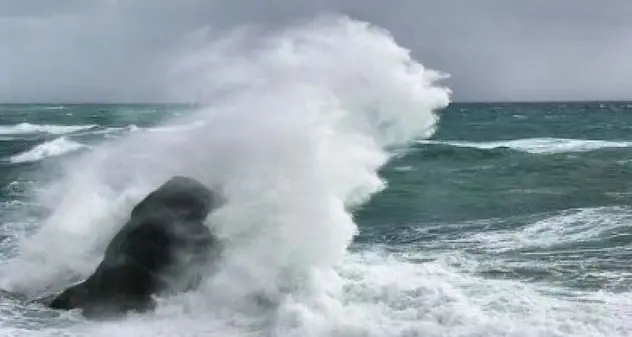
[0,102,630,336]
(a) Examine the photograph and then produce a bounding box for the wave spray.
[2,15,451,336]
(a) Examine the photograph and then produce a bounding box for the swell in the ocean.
[1,15,452,336]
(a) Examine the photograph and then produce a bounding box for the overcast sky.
[1,0,630,102]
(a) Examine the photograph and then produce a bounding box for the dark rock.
[47,176,223,319]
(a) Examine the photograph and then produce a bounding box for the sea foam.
[419,137,632,154]
[9,138,86,164]
[0,123,95,135]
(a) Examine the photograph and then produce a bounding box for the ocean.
[0,101,629,336]
[0,16,630,337]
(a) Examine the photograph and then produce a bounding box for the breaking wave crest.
[0,16,628,337]
[0,123,96,135]
[419,138,632,154]
[2,15,453,336]
[9,138,86,164]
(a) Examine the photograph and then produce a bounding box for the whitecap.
[419,137,632,154]
[0,123,96,136]
[9,138,86,164]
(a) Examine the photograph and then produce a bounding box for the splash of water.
[1,15,450,333]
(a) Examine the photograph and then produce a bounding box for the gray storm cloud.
[0,0,630,102]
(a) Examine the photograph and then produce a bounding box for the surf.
[0,15,451,336]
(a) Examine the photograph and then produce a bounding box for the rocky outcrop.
[47,176,223,319]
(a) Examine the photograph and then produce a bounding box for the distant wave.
[9,138,86,164]
[38,106,67,111]
[0,123,96,135]
[79,124,138,136]
[85,123,201,136]
[418,138,632,154]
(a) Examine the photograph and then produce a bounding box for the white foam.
[10,251,631,337]
[1,12,449,316]
[39,106,67,111]
[9,138,86,164]
[0,123,96,136]
[5,14,627,337]
[419,138,632,154]
[330,252,631,337]
[456,206,632,253]
[3,14,450,299]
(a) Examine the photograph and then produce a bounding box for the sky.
[0,0,630,103]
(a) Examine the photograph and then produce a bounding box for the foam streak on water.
[418,138,632,154]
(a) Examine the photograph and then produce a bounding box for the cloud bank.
[1,0,630,102]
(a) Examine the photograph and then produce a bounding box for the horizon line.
[0,99,631,105]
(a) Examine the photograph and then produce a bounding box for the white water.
[0,123,95,135]
[0,15,453,336]
[9,138,86,163]
[1,15,629,337]
[419,138,632,154]
[460,206,632,253]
